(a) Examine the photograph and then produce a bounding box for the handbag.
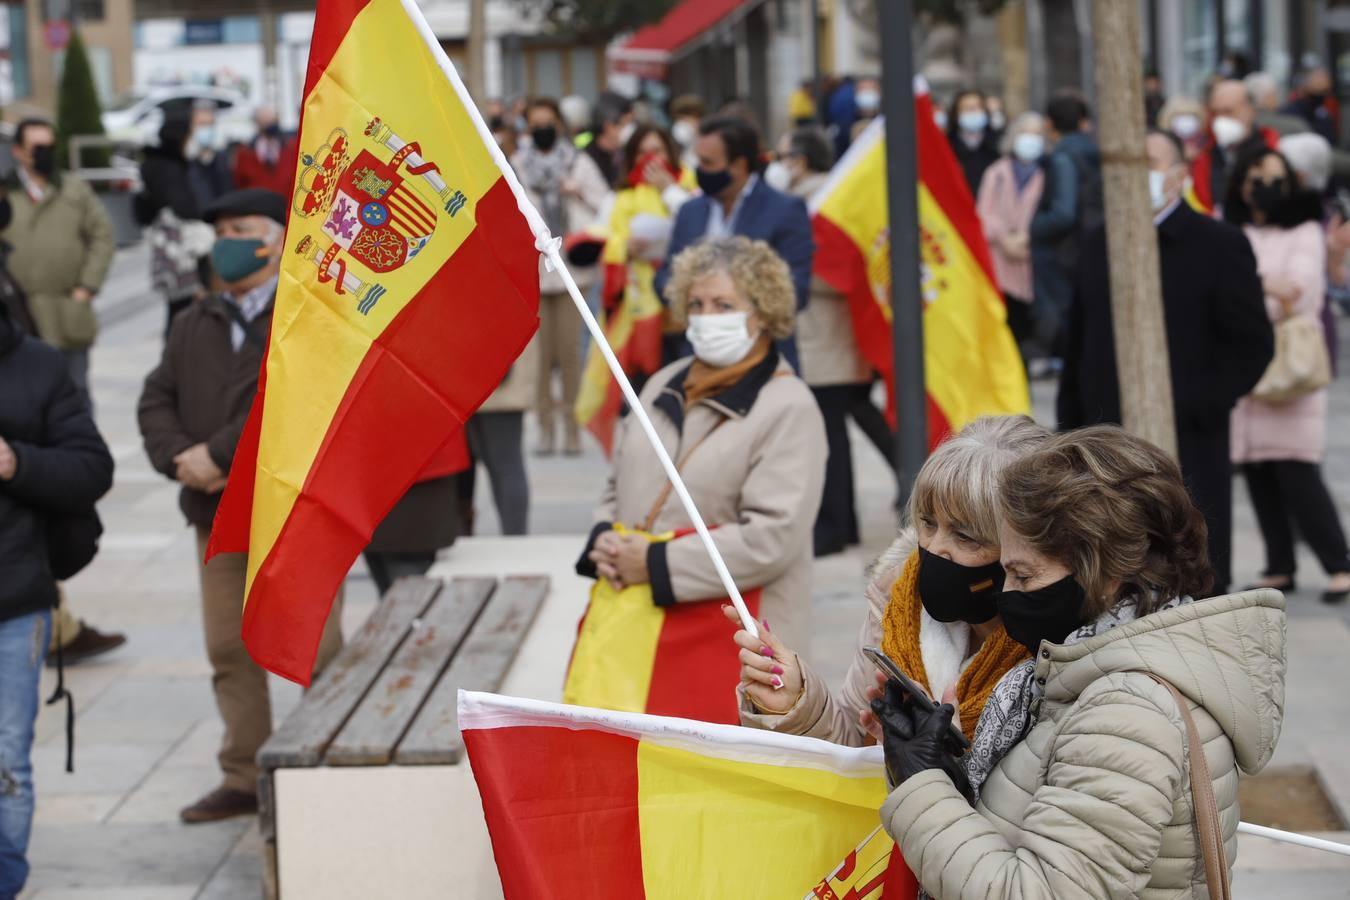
[1251,313,1331,404]
[1139,673,1232,900]
[47,506,103,581]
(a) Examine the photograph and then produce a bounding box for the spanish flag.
[811,82,1028,446]
[207,0,540,683]
[460,691,919,899]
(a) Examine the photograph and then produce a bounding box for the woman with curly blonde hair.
[576,236,826,652]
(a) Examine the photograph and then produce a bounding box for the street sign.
[43,19,71,52]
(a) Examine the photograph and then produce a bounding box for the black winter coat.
[0,304,114,624]
[1058,202,1275,435]
[134,144,200,226]
[948,130,1001,198]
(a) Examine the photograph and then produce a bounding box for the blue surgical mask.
[212,237,271,284]
[958,110,989,133]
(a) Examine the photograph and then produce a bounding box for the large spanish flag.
[207,0,540,683]
[460,691,918,899]
[811,82,1028,447]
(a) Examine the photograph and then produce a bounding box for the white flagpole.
[401,0,760,638]
[1236,822,1350,858]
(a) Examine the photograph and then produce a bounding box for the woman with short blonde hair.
[664,236,796,340]
[730,416,1049,752]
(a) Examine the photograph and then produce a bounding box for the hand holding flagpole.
[404,0,759,640]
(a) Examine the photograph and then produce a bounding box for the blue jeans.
[0,611,50,898]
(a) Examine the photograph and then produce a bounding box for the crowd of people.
[0,54,1340,898]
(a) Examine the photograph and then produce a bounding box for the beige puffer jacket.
[883,589,1286,900]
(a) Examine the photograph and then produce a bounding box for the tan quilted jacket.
[882,590,1286,900]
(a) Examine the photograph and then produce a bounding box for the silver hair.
[1278,132,1333,191]
[1244,71,1279,107]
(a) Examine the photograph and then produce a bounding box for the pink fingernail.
[771,676,784,689]
[761,618,771,631]
[760,646,776,659]
[771,665,784,675]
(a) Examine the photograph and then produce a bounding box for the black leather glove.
[871,681,974,805]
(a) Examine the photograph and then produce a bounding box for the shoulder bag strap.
[1140,672,1232,900]
[639,417,728,533]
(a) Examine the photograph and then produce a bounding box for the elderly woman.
[977,112,1046,362]
[727,416,1048,747]
[577,236,826,651]
[872,426,1286,899]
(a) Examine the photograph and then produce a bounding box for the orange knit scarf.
[880,550,1029,743]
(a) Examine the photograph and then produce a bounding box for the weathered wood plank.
[258,577,442,769]
[395,575,547,765]
[324,577,496,766]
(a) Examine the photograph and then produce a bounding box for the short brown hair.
[664,237,795,339]
[999,426,1213,616]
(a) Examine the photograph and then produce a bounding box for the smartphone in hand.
[863,646,971,752]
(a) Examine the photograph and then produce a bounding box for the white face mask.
[958,110,988,133]
[686,312,757,367]
[933,110,948,130]
[1211,115,1249,148]
[1170,113,1201,139]
[1012,133,1044,162]
[618,121,636,144]
[763,160,792,193]
[1148,169,1169,211]
[856,89,881,114]
[989,109,1006,132]
[672,119,697,148]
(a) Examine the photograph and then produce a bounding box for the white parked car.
[102,86,257,147]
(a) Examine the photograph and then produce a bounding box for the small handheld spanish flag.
[207,0,540,683]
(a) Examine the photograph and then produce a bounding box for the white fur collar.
[918,608,972,702]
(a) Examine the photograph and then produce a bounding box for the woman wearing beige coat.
[577,237,825,651]
[872,427,1287,900]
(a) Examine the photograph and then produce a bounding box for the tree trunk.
[466,0,487,104]
[1091,0,1177,459]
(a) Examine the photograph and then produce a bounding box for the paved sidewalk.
[15,252,1350,897]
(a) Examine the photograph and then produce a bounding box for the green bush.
[56,30,109,170]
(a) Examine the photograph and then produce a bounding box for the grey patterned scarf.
[911,594,1192,900]
[514,140,575,237]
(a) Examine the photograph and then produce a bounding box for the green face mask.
[211,237,271,284]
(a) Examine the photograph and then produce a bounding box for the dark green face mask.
[211,237,270,284]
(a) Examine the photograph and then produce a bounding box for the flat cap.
[203,188,288,225]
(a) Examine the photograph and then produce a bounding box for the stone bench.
[258,574,547,899]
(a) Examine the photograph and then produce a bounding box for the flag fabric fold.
[208,0,540,683]
[459,690,919,899]
[811,83,1029,447]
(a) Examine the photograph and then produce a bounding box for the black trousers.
[1177,427,1234,595]
[1242,460,1350,578]
[811,384,897,556]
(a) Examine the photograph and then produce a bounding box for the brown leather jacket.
[137,294,270,528]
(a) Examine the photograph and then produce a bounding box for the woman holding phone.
[727,416,1048,748]
[872,427,1286,898]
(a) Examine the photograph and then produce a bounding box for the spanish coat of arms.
[292,117,468,315]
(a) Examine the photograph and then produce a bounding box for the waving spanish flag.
[460,691,918,899]
[207,0,540,683]
[811,82,1028,446]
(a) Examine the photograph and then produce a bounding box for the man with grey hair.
[137,188,345,824]
[1246,71,1310,136]
[1191,78,1278,214]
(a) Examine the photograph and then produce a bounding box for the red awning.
[608,0,759,77]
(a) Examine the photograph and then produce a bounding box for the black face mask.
[530,125,558,153]
[917,546,1004,625]
[696,166,733,197]
[1250,178,1287,215]
[995,574,1088,654]
[31,144,56,178]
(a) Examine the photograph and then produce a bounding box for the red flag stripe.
[388,190,437,233]
[464,725,646,899]
[240,176,539,682]
[644,590,761,724]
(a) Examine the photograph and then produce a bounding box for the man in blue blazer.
[655,115,814,369]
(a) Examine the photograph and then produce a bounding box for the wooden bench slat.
[258,577,442,769]
[394,575,548,765]
[324,577,496,766]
